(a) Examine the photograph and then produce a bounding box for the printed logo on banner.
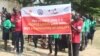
[48,8,58,14]
[64,7,70,12]
[37,9,43,15]
[23,9,32,15]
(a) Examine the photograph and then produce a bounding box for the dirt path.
[0,30,100,56]
[80,30,100,56]
[0,44,100,56]
[80,44,100,56]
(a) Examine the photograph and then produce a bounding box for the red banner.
[21,4,72,35]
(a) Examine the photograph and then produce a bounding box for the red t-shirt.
[11,13,22,32]
[72,20,83,43]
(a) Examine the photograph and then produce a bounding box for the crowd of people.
[0,7,96,56]
[1,7,23,56]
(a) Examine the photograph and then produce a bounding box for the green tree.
[72,0,100,15]
[16,0,100,15]
[17,0,36,7]
[45,0,70,4]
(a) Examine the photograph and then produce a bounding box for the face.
[73,15,80,21]
[13,8,17,13]
[90,16,94,21]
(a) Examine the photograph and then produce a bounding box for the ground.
[0,29,100,56]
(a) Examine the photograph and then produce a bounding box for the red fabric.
[22,13,72,35]
[11,13,22,32]
[72,20,83,43]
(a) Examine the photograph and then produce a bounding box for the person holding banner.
[11,8,24,56]
[70,13,83,56]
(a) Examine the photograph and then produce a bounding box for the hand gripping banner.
[21,4,72,35]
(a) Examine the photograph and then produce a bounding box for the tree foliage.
[72,0,100,15]
[16,0,100,15]
[17,0,36,7]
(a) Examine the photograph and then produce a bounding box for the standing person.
[40,35,47,49]
[59,34,68,51]
[82,14,91,47]
[80,16,86,51]
[1,7,8,33]
[2,13,12,51]
[48,34,61,56]
[69,13,83,56]
[53,34,61,56]
[32,35,41,48]
[48,35,54,54]
[27,35,31,43]
[1,7,7,30]
[89,15,96,44]
[1,7,8,22]
[11,8,24,55]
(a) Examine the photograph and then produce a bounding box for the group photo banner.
[21,4,72,35]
